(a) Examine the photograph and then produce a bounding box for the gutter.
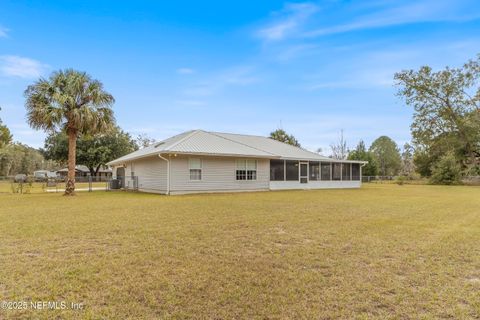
[360,162,368,182]
[158,154,170,195]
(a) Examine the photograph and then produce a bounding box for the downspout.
[360,162,367,183]
[158,154,170,195]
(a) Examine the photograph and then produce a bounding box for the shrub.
[463,165,480,177]
[430,152,463,185]
[395,176,406,185]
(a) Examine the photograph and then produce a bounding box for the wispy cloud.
[174,100,206,107]
[0,26,8,38]
[177,67,195,74]
[222,66,259,85]
[0,55,48,78]
[305,0,480,37]
[257,2,318,41]
[307,68,396,90]
[256,0,480,41]
[304,38,480,91]
[182,65,260,97]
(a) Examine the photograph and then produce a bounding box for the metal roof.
[57,165,90,173]
[107,129,367,166]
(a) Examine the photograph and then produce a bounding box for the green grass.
[1,184,479,319]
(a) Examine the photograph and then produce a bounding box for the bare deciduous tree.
[330,130,348,160]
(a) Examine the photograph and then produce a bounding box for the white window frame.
[189,158,202,181]
[235,159,257,181]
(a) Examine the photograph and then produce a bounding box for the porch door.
[300,162,308,184]
[116,167,125,188]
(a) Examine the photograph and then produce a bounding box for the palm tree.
[25,69,115,195]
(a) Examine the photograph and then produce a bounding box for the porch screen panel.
[352,163,360,180]
[321,162,331,180]
[332,163,342,181]
[300,163,307,176]
[309,162,320,180]
[342,163,351,180]
[270,160,285,181]
[285,161,299,181]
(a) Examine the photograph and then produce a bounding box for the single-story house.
[107,130,367,195]
[57,165,90,179]
[57,165,112,181]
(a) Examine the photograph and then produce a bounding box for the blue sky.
[0,0,479,153]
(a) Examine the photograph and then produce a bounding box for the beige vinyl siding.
[169,156,269,193]
[127,156,167,193]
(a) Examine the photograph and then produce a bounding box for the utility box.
[110,179,121,189]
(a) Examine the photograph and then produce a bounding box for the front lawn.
[1,184,479,319]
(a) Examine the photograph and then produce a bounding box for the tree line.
[0,107,152,180]
[1,110,55,176]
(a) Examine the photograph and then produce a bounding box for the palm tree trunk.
[65,128,77,195]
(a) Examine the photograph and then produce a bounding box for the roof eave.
[162,151,278,159]
[106,151,278,166]
[278,157,367,163]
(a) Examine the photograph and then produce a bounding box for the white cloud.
[176,67,195,74]
[0,26,8,38]
[257,2,318,41]
[0,55,48,78]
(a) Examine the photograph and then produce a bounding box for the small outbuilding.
[107,130,366,195]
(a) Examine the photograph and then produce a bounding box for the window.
[309,162,320,181]
[352,163,360,180]
[189,158,202,180]
[342,163,351,181]
[321,162,331,181]
[332,163,342,181]
[236,159,257,181]
[286,160,299,181]
[270,160,285,181]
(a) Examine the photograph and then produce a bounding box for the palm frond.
[24,69,116,134]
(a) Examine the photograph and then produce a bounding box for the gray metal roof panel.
[165,130,275,157]
[212,131,333,161]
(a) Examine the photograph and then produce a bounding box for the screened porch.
[269,160,361,184]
